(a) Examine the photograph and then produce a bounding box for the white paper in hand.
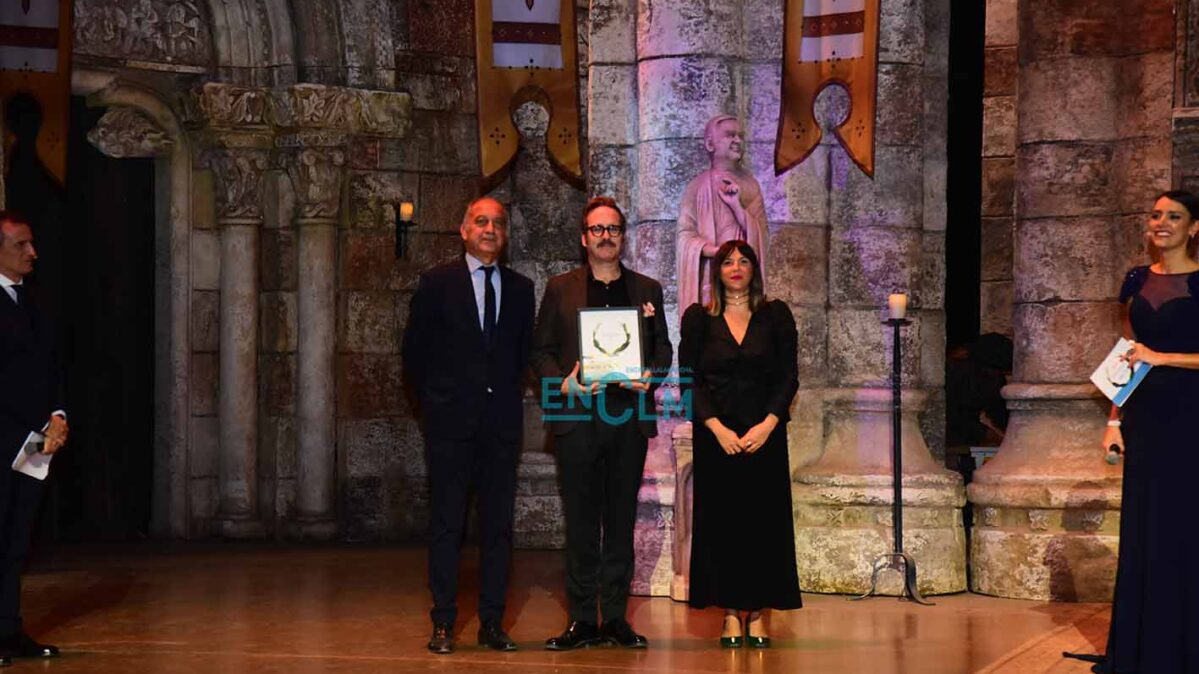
[1090,338,1152,407]
[11,431,51,480]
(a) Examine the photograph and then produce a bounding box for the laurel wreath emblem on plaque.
[592,323,632,356]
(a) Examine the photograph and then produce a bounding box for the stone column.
[625,0,745,598]
[791,0,966,596]
[207,144,270,538]
[967,0,1173,601]
[284,146,345,539]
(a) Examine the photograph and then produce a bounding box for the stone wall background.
[73,0,961,559]
[979,0,1016,337]
[328,0,590,542]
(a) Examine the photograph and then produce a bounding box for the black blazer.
[402,258,535,442]
[531,265,672,439]
[0,283,64,454]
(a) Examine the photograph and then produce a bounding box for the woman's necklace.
[725,291,749,307]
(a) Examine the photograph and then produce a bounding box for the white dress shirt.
[465,253,502,330]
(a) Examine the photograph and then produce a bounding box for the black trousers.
[0,467,44,637]
[554,408,648,625]
[426,425,519,628]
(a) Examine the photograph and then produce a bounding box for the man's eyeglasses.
[586,224,625,237]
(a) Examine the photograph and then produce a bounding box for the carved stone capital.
[204,147,270,222]
[87,107,174,158]
[272,84,412,137]
[189,83,271,128]
[271,84,358,130]
[285,147,346,221]
[187,83,412,139]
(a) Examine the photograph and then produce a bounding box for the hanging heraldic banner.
[474,0,583,187]
[578,308,643,385]
[776,0,880,178]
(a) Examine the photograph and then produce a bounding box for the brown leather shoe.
[427,623,454,655]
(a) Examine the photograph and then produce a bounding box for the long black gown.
[1104,267,1199,674]
[679,300,802,611]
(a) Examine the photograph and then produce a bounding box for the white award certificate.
[578,307,643,385]
[1090,337,1152,407]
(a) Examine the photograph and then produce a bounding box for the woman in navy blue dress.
[1101,190,1199,674]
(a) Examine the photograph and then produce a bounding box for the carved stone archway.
[73,69,196,538]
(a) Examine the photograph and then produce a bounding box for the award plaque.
[578,307,644,385]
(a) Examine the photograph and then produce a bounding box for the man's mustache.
[598,241,617,248]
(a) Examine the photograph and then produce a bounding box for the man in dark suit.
[0,211,66,667]
[532,196,672,650]
[402,197,535,655]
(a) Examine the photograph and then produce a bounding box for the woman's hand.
[1102,425,1124,456]
[706,419,743,455]
[739,415,779,454]
[1124,341,1167,367]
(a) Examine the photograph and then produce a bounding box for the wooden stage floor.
[18,544,1108,673]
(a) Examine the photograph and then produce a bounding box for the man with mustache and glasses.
[403,197,535,655]
[531,196,672,650]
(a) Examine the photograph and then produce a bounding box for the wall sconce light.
[395,201,416,259]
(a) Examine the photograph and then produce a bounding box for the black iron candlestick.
[851,317,932,605]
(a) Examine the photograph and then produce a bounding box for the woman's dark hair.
[1155,190,1199,258]
[706,239,765,316]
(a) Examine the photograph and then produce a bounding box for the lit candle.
[888,293,908,320]
[399,201,415,222]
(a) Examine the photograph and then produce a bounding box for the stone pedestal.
[966,0,1173,600]
[968,385,1121,601]
[795,389,966,595]
[630,417,680,597]
[669,421,693,601]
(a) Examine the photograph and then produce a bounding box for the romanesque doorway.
[33,97,156,540]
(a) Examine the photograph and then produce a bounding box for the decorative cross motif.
[557,127,573,145]
[488,126,507,146]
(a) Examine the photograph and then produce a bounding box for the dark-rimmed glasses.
[585,224,624,237]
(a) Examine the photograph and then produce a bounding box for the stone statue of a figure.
[676,114,769,313]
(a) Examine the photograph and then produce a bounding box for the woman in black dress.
[679,240,801,648]
[1100,190,1199,674]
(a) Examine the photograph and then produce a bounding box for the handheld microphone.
[1106,444,1122,465]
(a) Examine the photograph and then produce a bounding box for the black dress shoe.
[545,621,603,650]
[0,655,9,668]
[600,618,648,648]
[427,623,454,655]
[1,633,58,658]
[477,623,516,651]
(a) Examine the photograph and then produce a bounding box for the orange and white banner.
[0,0,72,186]
[776,0,879,178]
[475,0,582,186]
